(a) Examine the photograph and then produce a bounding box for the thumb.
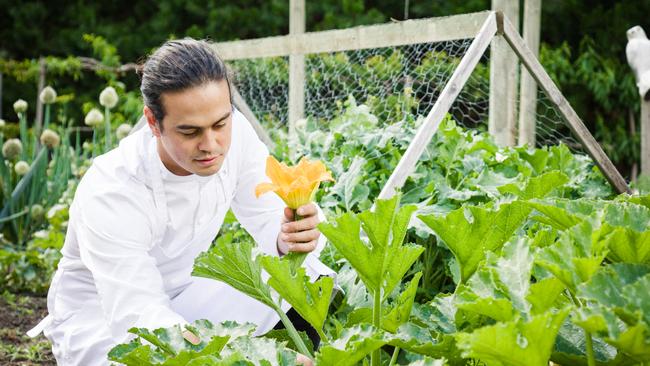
[284,207,294,222]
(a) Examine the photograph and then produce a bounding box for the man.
[28,38,333,365]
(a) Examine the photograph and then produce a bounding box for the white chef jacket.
[27,109,334,365]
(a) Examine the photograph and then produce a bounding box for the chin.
[193,162,222,176]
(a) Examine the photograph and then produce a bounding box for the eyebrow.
[176,111,231,131]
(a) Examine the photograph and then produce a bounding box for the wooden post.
[501,15,631,194]
[35,57,46,134]
[490,0,519,147]
[642,97,650,176]
[288,0,305,157]
[379,13,498,199]
[0,72,3,119]
[518,0,541,146]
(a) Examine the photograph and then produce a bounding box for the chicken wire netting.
[227,38,584,154]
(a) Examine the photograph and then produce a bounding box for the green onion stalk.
[18,112,28,161]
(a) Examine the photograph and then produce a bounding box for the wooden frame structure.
[138,11,633,194]
[378,11,630,196]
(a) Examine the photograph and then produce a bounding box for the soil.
[0,293,55,365]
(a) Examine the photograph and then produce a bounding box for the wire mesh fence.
[229,37,584,155]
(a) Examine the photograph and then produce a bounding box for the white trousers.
[43,277,290,366]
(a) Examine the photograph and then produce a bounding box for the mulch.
[0,294,55,365]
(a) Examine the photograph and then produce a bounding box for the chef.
[27,38,333,365]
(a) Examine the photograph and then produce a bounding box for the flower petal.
[265,155,294,187]
[255,182,279,198]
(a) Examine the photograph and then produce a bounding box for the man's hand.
[277,203,321,255]
[182,329,200,345]
[296,353,314,365]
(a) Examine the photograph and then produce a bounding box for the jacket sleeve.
[229,111,327,257]
[75,187,187,339]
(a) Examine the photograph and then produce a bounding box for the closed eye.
[180,130,199,137]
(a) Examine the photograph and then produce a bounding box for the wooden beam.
[213,12,491,60]
[642,97,650,176]
[378,13,498,199]
[231,85,275,150]
[501,15,631,194]
[518,0,542,146]
[489,1,519,147]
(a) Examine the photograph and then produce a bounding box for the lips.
[195,155,219,166]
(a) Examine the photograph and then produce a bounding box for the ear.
[144,106,162,138]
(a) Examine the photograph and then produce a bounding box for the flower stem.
[92,131,97,159]
[18,113,27,160]
[104,108,111,152]
[43,104,50,132]
[274,304,313,359]
[371,288,382,366]
[294,208,302,222]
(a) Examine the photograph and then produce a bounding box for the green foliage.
[108,320,298,365]
[261,254,334,337]
[456,308,570,366]
[418,202,530,285]
[319,195,424,298]
[193,239,276,309]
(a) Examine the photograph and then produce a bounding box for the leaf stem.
[567,290,594,366]
[274,304,314,359]
[389,346,400,366]
[585,331,596,366]
[371,288,381,366]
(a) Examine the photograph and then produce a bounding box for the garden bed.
[0,292,54,365]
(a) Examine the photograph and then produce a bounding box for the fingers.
[296,203,317,217]
[282,214,320,233]
[280,203,321,254]
[279,228,320,244]
[296,354,314,366]
[287,240,318,253]
[283,207,294,222]
[182,329,200,345]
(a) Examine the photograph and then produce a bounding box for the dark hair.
[139,38,232,131]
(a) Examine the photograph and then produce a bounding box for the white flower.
[33,229,49,238]
[116,123,132,140]
[31,204,44,219]
[40,129,61,148]
[0,119,5,129]
[14,161,30,176]
[39,86,57,104]
[2,139,23,160]
[13,99,28,114]
[295,118,307,130]
[47,203,67,220]
[84,108,104,127]
[82,141,92,151]
[99,86,118,109]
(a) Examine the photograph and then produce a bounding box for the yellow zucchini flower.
[255,156,334,209]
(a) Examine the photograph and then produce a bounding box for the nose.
[198,129,220,153]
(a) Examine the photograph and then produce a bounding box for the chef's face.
[144,80,232,176]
